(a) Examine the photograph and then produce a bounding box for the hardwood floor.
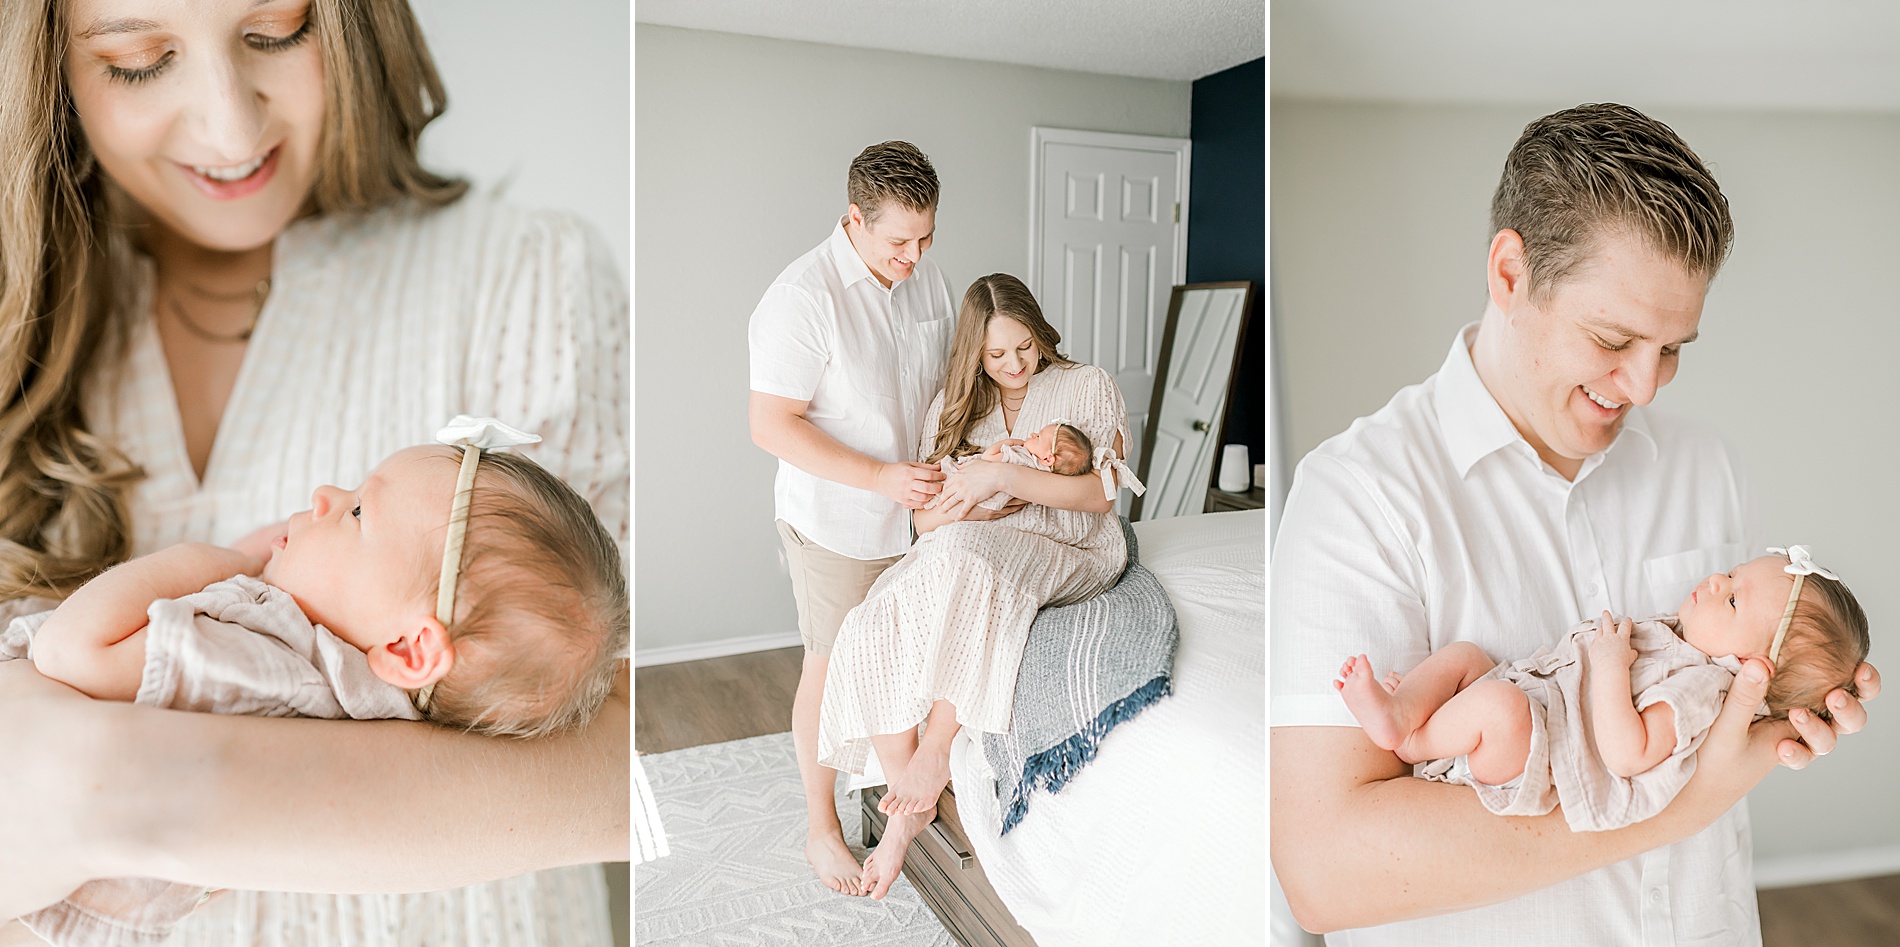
[1761,874,1900,946]
[635,646,805,753]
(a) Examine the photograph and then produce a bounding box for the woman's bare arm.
[0,660,628,912]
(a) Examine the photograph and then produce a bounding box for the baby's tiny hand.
[1588,611,1637,669]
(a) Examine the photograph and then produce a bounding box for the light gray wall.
[1272,99,1900,865]
[634,25,1190,655]
[412,0,630,273]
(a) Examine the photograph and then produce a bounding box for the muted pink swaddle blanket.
[0,575,419,947]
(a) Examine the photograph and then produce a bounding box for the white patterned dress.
[817,362,1137,774]
[75,194,627,947]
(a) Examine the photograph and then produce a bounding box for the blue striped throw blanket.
[984,518,1177,834]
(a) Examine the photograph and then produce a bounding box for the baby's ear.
[366,615,456,690]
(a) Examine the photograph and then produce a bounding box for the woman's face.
[981,315,1040,395]
[63,0,325,252]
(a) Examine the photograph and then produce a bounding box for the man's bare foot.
[1334,654,1417,752]
[880,745,950,815]
[862,807,933,900]
[805,832,866,896]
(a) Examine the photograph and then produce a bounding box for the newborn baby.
[3,417,628,947]
[1334,545,1867,832]
[924,421,1094,512]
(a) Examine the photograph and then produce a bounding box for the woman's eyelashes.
[105,51,174,85]
[102,19,312,86]
[246,19,313,52]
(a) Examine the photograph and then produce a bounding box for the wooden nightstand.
[861,784,1039,947]
[1204,485,1266,513]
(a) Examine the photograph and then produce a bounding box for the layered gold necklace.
[165,278,272,344]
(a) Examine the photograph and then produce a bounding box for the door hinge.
[1174,202,1181,224]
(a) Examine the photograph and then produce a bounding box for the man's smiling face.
[1487,229,1707,478]
[847,202,934,288]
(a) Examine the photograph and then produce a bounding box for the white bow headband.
[1766,545,1839,665]
[415,415,541,711]
[1046,417,1146,501]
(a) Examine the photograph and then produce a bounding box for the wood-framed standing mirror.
[1130,281,1255,521]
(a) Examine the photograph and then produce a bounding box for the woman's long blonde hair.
[926,274,1075,465]
[0,0,467,597]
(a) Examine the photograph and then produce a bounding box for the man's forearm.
[749,402,882,492]
[1271,725,1708,933]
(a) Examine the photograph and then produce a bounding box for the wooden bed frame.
[861,784,1040,947]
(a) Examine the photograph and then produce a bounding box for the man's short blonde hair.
[847,141,939,224]
[1491,103,1733,302]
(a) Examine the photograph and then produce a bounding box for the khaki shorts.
[776,520,902,656]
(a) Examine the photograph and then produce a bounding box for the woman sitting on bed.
[816,273,1144,900]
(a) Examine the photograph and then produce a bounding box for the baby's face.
[1675,554,1795,659]
[1022,424,1060,467]
[262,446,455,650]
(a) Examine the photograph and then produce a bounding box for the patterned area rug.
[634,733,955,947]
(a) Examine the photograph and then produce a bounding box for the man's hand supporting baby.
[31,543,263,701]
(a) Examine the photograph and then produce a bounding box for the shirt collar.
[826,217,884,291]
[1434,322,1657,479]
[1435,323,1528,477]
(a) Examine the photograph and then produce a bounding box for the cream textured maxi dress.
[80,194,628,947]
[818,362,1137,775]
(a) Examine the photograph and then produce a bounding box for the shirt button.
[1585,583,1600,597]
[1648,888,1662,905]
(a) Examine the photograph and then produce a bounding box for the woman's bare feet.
[862,807,933,900]
[881,743,950,815]
[805,832,866,896]
[1334,654,1420,753]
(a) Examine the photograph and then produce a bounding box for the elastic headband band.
[1765,545,1840,667]
[1768,574,1804,666]
[414,416,541,712]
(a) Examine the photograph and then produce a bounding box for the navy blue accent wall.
[1185,56,1264,477]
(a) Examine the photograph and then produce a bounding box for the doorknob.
[1192,419,1210,433]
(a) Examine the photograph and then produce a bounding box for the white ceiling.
[635,0,1265,82]
[1273,0,1900,113]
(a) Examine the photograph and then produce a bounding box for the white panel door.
[1142,284,1249,519]
[1030,129,1189,515]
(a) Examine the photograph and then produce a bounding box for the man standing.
[1271,104,1875,942]
[748,141,961,895]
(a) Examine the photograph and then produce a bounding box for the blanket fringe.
[998,674,1172,835]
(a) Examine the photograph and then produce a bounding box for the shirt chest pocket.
[1642,543,1747,617]
[910,314,954,394]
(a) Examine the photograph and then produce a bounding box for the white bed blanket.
[949,509,1266,947]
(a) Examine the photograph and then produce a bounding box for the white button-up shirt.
[1273,324,1761,946]
[749,220,956,559]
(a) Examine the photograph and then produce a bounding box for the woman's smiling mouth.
[178,146,279,199]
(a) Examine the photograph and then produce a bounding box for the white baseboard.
[633,631,803,668]
[1754,844,1900,889]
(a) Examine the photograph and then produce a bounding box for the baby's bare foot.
[881,747,951,816]
[1334,654,1414,752]
[1381,670,1404,694]
[805,832,866,896]
[862,807,933,900]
